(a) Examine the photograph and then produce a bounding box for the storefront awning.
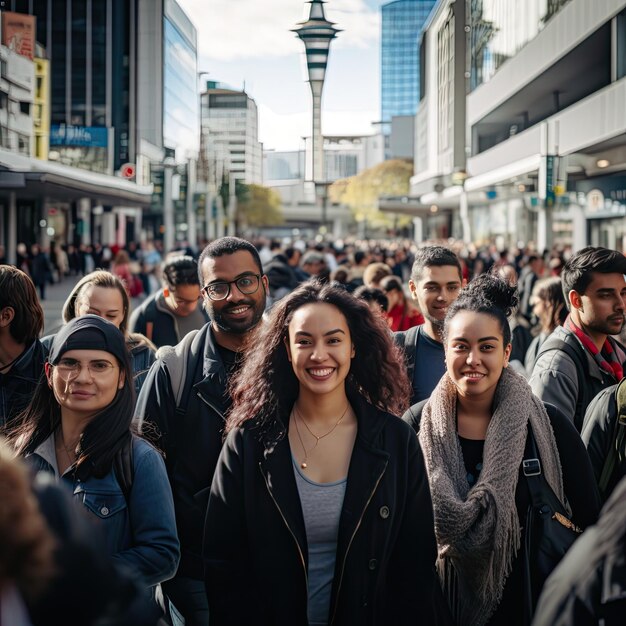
[0,149,153,207]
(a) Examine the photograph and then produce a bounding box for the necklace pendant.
[301,462,307,469]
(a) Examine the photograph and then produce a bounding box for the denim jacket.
[27,435,180,587]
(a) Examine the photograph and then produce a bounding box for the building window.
[437,12,454,153]
[19,101,30,115]
[0,92,7,110]
[17,135,30,155]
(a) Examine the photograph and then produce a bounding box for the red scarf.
[564,315,624,380]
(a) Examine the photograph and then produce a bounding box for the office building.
[200,84,263,186]
[381,0,436,127]
[464,0,626,249]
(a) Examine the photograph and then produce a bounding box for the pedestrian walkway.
[40,278,75,336]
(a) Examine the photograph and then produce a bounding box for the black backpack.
[598,378,626,498]
[534,337,591,432]
[393,325,421,382]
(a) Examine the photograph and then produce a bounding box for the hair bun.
[462,273,518,318]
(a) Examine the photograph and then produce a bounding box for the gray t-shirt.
[293,459,347,626]
[412,326,446,403]
[173,302,207,342]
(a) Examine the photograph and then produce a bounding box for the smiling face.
[75,285,126,329]
[409,265,462,331]
[445,311,511,403]
[47,349,124,421]
[201,250,268,336]
[286,302,355,401]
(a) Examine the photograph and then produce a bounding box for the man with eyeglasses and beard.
[135,237,268,625]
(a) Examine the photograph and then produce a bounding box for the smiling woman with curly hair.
[203,282,439,626]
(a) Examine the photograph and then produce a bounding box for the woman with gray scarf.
[403,273,600,626]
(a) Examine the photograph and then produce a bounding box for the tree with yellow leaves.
[329,159,413,231]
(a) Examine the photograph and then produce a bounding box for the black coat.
[403,400,601,626]
[581,384,625,502]
[533,476,626,626]
[134,324,230,580]
[0,339,46,428]
[203,393,439,626]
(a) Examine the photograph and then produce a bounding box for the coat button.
[379,505,390,519]
[368,559,377,570]
[100,506,109,516]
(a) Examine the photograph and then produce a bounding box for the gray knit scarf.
[418,367,565,626]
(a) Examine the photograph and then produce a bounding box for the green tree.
[236,183,284,230]
[329,159,413,231]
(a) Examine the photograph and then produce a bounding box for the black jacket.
[203,392,439,626]
[129,290,209,348]
[0,338,46,428]
[134,323,229,580]
[403,400,601,626]
[533,476,626,626]
[581,384,625,501]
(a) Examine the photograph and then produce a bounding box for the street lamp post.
[293,1,340,235]
[162,157,176,253]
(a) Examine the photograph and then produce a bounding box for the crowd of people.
[0,235,625,626]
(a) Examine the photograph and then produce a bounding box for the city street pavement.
[41,278,75,336]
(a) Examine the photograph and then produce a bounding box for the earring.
[163,287,170,298]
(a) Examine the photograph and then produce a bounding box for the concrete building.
[0,0,200,252]
[382,0,626,250]
[380,0,467,242]
[263,133,383,237]
[200,84,263,186]
[464,0,626,251]
[0,44,35,157]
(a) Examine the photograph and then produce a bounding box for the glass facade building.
[163,8,198,160]
[468,0,572,91]
[16,0,132,172]
[381,0,437,124]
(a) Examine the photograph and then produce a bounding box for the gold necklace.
[57,429,78,465]
[292,404,350,470]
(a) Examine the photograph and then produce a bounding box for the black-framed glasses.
[202,274,261,301]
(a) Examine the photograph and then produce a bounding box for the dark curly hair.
[226,282,411,433]
[444,273,518,345]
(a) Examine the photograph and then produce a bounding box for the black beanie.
[49,315,128,366]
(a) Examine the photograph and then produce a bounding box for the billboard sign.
[50,125,108,148]
[2,11,36,60]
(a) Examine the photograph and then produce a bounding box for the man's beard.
[209,292,266,335]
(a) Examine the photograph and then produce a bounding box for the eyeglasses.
[202,274,261,301]
[54,358,118,377]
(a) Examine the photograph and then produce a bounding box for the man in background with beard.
[394,246,464,405]
[135,237,268,625]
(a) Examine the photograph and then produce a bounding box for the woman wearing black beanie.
[8,315,180,591]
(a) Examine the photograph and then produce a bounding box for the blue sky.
[178,0,388,150]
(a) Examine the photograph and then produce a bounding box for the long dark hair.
[227,282,411,433]
[8,350,135,481]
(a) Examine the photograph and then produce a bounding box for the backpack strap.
[535,337,589,431]
[155,329,200,410]
[393,325,420,381]
[598,379,626,496]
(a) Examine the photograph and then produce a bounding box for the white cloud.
[259,103,379,151]
[178,0,380,62]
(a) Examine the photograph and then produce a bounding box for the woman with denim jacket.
[9,315,180,589]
